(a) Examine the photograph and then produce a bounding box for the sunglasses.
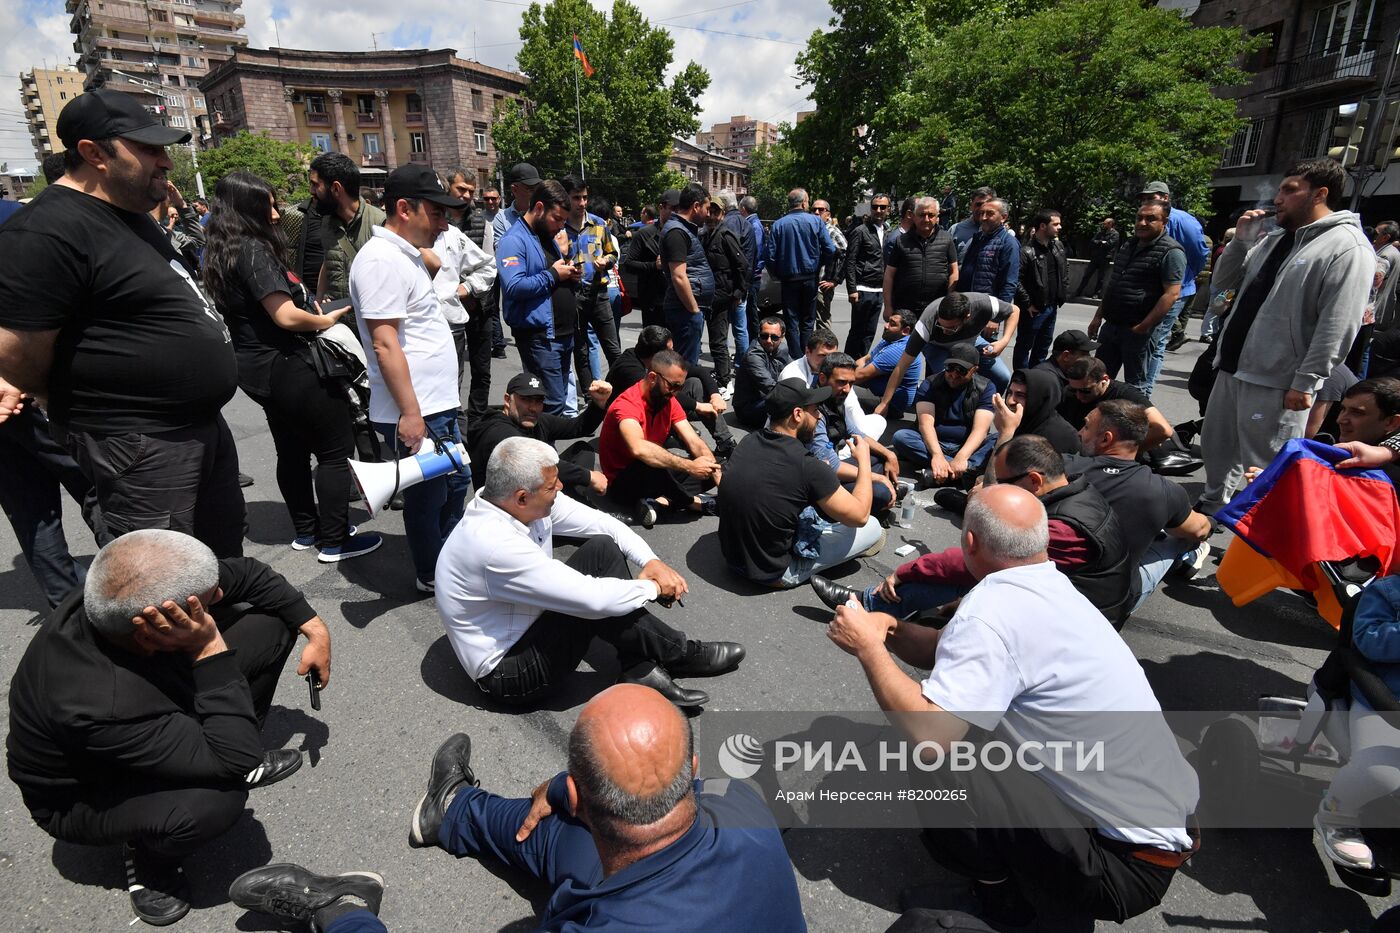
[813,207,829,213]
[760,332,784,341]
[944,364,971,374]
[998,470,1032,486]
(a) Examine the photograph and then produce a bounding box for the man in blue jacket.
[497,179,584,414]
[1139,181,1209,395]
[740,196,765,341]
[766,188,836,357]
[957,197,1020,306]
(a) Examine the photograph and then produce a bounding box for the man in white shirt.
[435,437,745,708]
[827,484,1198,927]
[429,205,496,417]
[349,165,470,593]
[781,328,883,439]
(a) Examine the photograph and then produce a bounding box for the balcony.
[408,151,429,163]
[361,153,385,167]
[1268,46,1379,97]
[355,111,380,127]
[404,110,424,127]
[305,111,330,126]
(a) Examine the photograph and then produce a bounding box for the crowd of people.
[0,85,1398,932]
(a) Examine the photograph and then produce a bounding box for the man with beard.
[0,88,245,557]
[596,351,720,527]
[309,152,386,305]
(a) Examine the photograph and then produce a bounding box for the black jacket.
[1102,233,1184,327]
[1041,477,1133,626]
[622,223,666,309]
[466,405,605,490]
[844,219,888,292]
[1090,225,1121,263]
[887,226,959,312]
[1015,237,1069,312]
[734,344,792,427]
[457,206,490,249]
[7,559,314,815]
[704,223,751,303]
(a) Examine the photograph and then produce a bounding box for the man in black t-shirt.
[718,379,883,587]
[0,89,244,557]
[1067,400,1212,614]
[1059,356,1174,450]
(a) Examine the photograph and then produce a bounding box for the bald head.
[961,484,1049,578]
[568,685,695,844]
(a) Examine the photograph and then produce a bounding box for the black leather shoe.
[123,843,190,927]
[933,488,969,515]
[623,665,709,707]
[229,862,384,928]
[670,641,745,677]
[410,733,480,848]
[810,575,859,611]
[1150,450,1204,476]
[246,748,303,790]
[238,472,255,488]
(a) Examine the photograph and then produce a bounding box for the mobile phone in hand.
[319,298,353,315]
[306,673,322,711]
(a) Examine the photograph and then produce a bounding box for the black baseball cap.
[659,188,681,208]
[383,165,465,209]
[943,343,980,372]
[56,88,191,148]
[506,163,542,186]
[1052,329,1098,353]
[765,377,832,419]
[506,372,548,398]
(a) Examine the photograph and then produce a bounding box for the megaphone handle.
[426,423,468,474]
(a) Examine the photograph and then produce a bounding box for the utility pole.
[1352,28,1400,212]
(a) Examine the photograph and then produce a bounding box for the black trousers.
[705,299,735,385]
[63,415,246,558]
[845,292,884,359]
[255,355,356,549]
[680,376,735,451]
[1076,258,1110,298]
[450,314,494,419]
[608,458,706,511]
[474,537,689,703]
[37,611,295,859]
[917,736,1178,924]
[573,286,623,382]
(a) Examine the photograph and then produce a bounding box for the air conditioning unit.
[291,91,303,103]
[346,132,355,141]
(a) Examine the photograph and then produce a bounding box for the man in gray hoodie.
[1199,159,1375,512]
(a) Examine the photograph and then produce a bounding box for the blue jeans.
[1143,295,1188,396]
[778,515,884,587]
[780,277,819,358]
[1013,304,1058,371]
[1130,534,1196,613]
[372,409,471,584]
[731,298,750,360]
[325,910,387,933]
[514,329,574,416]
[891,427,997,472]
[664,305,705,366]
[921,338,1011,393]
[1095,321,1153,395]
[862,580,966,619]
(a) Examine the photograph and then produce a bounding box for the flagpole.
[573,52,585,181]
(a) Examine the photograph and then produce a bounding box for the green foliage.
[493,0,710,214]
[747,140,802,219]
[23,174,48,200]
[167,146,199,200]
[198,132,315,204]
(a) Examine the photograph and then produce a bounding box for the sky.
[0,0,832,170]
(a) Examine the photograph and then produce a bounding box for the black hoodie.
[1014,367,1082,454]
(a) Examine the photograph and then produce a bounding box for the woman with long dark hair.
[203,171,381,562]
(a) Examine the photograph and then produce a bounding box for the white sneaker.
[1315,812,1374,870]
[1171,541,1211,581]
[720,380,735,402]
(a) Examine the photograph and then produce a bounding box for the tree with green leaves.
[746,139,802,220]
[492,0,709,214]
[199,131,315,203]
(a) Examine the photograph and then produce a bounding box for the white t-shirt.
[921,560,1198,850]
[350,226,460,425]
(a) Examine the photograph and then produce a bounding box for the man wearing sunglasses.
[1059,357,1173,449]
[734,316,793,428]
[891,344,997,489]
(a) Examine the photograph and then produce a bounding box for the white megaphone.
[350,435,471,518]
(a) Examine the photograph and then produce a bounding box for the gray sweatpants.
[1199,371,1307,510]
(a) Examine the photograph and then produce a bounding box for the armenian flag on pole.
[572,35,594,77]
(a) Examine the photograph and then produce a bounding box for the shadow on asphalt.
[418,634,613,714]
[262,706,330,767]
[1141,653,1306,713]
[1164,584,1340,653]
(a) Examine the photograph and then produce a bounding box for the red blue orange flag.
[572,35,594,77]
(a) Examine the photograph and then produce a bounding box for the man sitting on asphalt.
[782,328,884,438]
[7,530,331,926]
[808,353,901,515]
[403,686,806,930]
[597,350,722,527]
[1059,356,1174,449]
[605,324,736,461]
[851,310,923,419]
[874,291,1015,416]
[812,435,1133,626]
[891,343,996,489]
[825,484,1198,929]
[734,316,793,428]
[1069,400,1213,613]
[1031,328,1098,387]
[435,437,742,708]
[467,372,612,502]
[719,378,884,588]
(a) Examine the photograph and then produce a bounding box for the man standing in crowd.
[661,184,715,366]
[884,196,959,325]
[939,183,958,220]
[1014,208,1069,370]
[957,197,1020,305]
[1139,182,1209,395]
[431,185,497,419]
[766,188,836,357]
[851,310,923,418]
[435,437,743,707]
[1088,201,1184,395]
[739,195,765,341]
[445,168,505,370]
[844,194,892,358]
[1373,222,1400,331]
[498,179,583,414]
[479,186,509,357]
[492,162,541,241]
[950,186,996,260]
[8,530,330,925]
[812,197,847,331]
[623,195,674,329]
[734,316,792,428]
[562,175,623,381]
[349,166,470,594]
[310,151,385,304]
[1199,159,1374,514]
[1074,216,1120,299]
[703,200,750,392]
[0,88,245,557]
[718,189,756,363]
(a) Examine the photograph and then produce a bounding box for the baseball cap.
[765,377,832,419]
[506,372,548,398]
[659,188,681,208]
[506,163,542,187]
[56,88,191,148]
[943,343,980,372]
[1052,329,1098,353]
[1140,181,1171,198]
[383,165,465,209]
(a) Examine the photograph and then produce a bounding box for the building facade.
[1195,0,1400,229]
[666,137,749,195]
[67,0,248,139]
[18,67,84,161]
[199,47,526,186]
[695,114,781,164]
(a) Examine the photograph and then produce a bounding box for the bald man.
[406,686,807,932]
[827,485,1198,928]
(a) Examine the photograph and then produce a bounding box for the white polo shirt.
[349,226,459,424]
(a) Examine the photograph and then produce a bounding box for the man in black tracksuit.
[703,202,751,387]
[843,195,892,358]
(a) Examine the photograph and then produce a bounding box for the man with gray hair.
[434,436,744,708]
[827,484,1198,928]
[766,187,836,357]
[7,529,331,926]
[739,195,766,341]
[717,188,756,368]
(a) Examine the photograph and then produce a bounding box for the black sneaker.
[123,843,190,927]
[933,488,969,515]
[409,734,480,848]
[238,472,255,488]
[229,862,384,930]
[246,748,303,790]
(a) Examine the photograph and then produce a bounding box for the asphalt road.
[1,295,1397,932]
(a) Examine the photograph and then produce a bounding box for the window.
[1221,117,1263,168]
[363,132,381,155]
[310,132,332,152]
[59,91,67,99]
[406,92,422,112]
[471,89,482,111]
[184,55,201,67]
[193,97,203,108]
[1310,0,1376,59]
[306,94,326,114]
[410,132,426,153]
[170,115,186,128]
[357,94,375,115]
[473,123,487,153]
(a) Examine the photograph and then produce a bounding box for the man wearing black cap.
[466,371,612,501]
[1032,329,1098,386]
[718,377,883,587]
[891,343,997,488]
[0,87,246,558]
[349,164,470,593]
[492,162,542,242]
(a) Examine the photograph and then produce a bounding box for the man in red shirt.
[598,349,721,527]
